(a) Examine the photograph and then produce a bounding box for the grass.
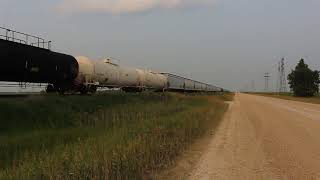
[0,92,231,179]
[251,92,320,104]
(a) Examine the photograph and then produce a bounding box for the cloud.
[58,0,214,14]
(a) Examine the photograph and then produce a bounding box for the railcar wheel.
[89,85,97,94]
[57,87,66,95]
[80,85,88,95]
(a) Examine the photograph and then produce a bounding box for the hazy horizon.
[1,0,320,91]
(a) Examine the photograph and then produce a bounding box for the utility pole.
[264,73,270,92]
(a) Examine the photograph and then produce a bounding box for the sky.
[1,0,320,91]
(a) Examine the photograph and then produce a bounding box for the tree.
[288,59,320,97]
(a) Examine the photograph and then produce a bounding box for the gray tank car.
[74,57,167,93]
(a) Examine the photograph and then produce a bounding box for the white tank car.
[75,56,94,85]
[75,57,167,93]
[118,66,140,88]
[74,56,97,93]
[94,59,142,89]
[93,59,167,91]
[144,71,167,90]
[94,59,120,87]
[136,69,146,88]
[158,73,168,90]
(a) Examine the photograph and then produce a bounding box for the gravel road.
[189,93,320,180]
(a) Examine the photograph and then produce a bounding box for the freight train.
[0,27,224,94]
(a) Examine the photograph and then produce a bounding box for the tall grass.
[0,92,230,179]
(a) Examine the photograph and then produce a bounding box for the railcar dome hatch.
[103,59,119,66]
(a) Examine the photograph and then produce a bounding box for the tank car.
[94,59,120,87]
[73,57,167,93]
[72,56,97,94]
[118,66,142,91]
[0,39,79,93]
[144,71,167,91]
[94,59,143,92]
